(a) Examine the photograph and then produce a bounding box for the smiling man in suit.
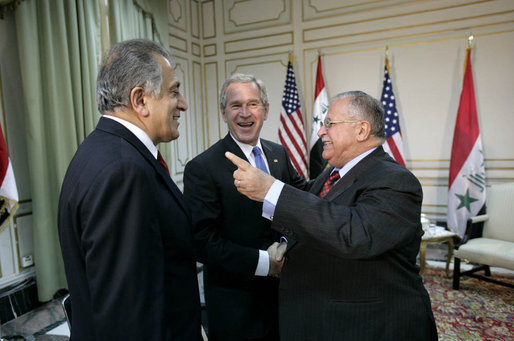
[183,74,309,340]
[58,39,201,340]
[226,90,438,340]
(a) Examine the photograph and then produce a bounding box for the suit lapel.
[322,146,386,200]
[261,140,281,177]
[96,117,191,216]
[221,134,248,171]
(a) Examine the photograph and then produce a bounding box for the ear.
[263,103,269,121]
[130,87,149,117]
[221,109,228,123]
[356,121,372,142]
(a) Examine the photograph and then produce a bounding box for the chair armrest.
[458,214,489,247]
[469,214,488,224]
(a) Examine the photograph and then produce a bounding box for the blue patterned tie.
[252,146,269,174]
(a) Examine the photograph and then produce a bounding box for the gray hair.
[329,90,386,140]
[96,39,174,113]
[219,73,269,110]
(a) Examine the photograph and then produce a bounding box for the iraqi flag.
[0,122,19,233]
[447,47,486,238]
[309,55,329,178]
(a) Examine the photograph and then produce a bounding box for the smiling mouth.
[238,122,254,127]
[173,115,180,120]
[323,140,333,145]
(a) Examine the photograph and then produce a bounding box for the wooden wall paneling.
[168,0,187,32]
[0,226,15,278]
[169,58,192,185]
[224,32,294,54]
[223,0,291,34]
[202,1,216,39]
[14,214,34,269]
[192,42,201,57]
[191,0,200,38]
[192,61,205,154]
[169,33,188,53]
[204,62,221,147]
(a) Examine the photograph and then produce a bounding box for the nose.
[239,104,251,117]
[178,93,188,111]
[318,124,327,138]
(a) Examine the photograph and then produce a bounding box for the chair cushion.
[455,238,514,270]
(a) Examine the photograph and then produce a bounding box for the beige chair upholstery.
[453,182,514,289]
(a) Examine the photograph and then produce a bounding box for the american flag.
[278,57,309,178]
[380,57,406,167]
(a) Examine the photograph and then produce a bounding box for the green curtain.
[14,0,166,301]
[15,0,100,301]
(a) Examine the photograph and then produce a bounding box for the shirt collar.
[333,147,377,178]
[103,115,158,158]
[229,133,264,163]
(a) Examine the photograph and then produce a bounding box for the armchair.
[452,182,514,290]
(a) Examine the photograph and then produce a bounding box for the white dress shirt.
[230,134,272,277]
[263,147,377,220]
[103,115,158,159]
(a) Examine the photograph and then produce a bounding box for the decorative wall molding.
[223,0,290,33]
[224,32,293,54]
[204,43,217,57]
[190,0,200,38]
[169,33,188,53]
[168,0,186,32]
[201,0,216,39]
[192,42,201,57]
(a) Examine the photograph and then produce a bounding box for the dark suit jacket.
[271,146,437,341]
[183,134,309,340]
[58,117,201,340]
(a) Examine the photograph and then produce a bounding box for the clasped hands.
[225,152,275,202]
[267,241,287,278]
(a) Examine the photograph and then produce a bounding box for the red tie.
[319,172,340,198]
[157,151,170,175]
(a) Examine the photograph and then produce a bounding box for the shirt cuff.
[262,180,285,220]
[254,249,270,276]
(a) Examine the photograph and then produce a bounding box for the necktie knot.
[319,171,340,198]
[252,146,269,174]
[157,151,170,175]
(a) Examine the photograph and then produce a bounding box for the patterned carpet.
[423,267,514,340]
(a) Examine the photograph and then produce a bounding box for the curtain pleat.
[14,0,163,301]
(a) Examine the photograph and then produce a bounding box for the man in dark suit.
[58,39,202,340]
[183,74,309,340]
[226,90,438,340]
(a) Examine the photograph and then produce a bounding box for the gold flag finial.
[468,34,474,48]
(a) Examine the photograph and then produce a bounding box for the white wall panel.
[223,0,290,33]
[168,0,187,32]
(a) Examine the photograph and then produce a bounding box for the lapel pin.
[274,159,278,163]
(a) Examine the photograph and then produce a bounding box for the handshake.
[267,241,287,278]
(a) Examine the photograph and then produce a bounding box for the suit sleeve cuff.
[254,249,270,276]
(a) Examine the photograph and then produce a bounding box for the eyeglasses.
[320,118,360,129]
